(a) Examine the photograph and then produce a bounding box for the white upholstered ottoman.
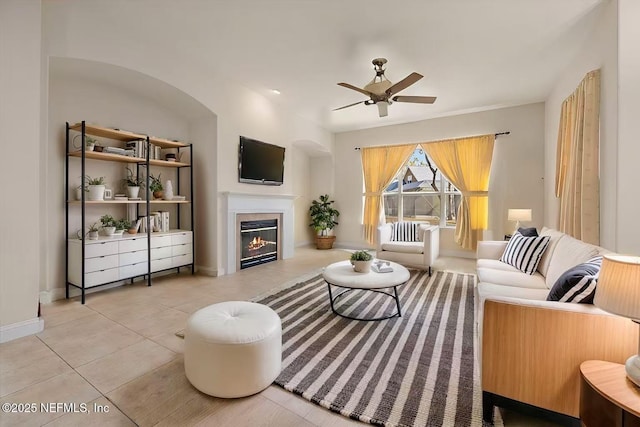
[184,301,282,398]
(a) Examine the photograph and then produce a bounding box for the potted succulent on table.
[86,175,106,201]
[309,194,340,249]
[123,167,144,199]
[100,214,116,236]
[149,173,164,200]
[73,134,98,152]
[350,250,373,273]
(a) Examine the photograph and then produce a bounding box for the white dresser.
[68,230,193,288]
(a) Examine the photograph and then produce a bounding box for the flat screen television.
[238,136,285,186]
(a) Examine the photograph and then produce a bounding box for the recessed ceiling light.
[271,89,281,95]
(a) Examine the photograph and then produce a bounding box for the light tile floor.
[0,248,560,426]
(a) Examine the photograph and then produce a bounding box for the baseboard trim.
[198,265,221,277]
[0,317,44,343]
[40,288,66,304]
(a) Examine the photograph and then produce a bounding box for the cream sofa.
[376,223,439,275]
[476,227,638,423]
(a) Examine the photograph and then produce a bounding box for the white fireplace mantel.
[222,192,296,275]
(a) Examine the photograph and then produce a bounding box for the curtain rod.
[353,131,510,150]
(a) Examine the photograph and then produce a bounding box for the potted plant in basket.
[122,167,144,199]
[350,250,373,273]
[149,173,164,200]
[309,194,340,249]
[86,175,106,201]
[100,214,116,236]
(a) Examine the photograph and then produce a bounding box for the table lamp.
[594,254,640,386]
[507,209,532,233]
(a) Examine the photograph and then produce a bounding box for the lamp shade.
[508,209,532,222]
[594,255,640,321]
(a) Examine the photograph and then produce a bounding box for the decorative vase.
[127,186,140,199]
[352,260,373,273]
[88,184,105,201]
[153,190,164,200]
[75,187,83,201]
[164,180,174,200]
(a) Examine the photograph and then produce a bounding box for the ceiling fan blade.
[337,82,374,97]
[385,72,423,96]
[333,100,366,111]
[392,95,437,104]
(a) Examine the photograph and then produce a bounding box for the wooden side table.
[580,360,640,427]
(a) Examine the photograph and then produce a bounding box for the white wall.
[292,147,312,247]
[45,73,196,299]
[616,0,640,254]
[0,0,43,335]
[543,0,618,250]
[40,2,333,277]
[333,103,546,254]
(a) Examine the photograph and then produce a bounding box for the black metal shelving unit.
[64,121,195,304]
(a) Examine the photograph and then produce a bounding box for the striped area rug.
[254,269,502,427]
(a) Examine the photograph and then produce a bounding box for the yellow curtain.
[555,69,600,245]
[361,144,416,244]
[421,134,495,250]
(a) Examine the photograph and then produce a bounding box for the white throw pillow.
[500,232,551,275]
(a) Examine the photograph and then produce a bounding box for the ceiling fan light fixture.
[377,101,389,117]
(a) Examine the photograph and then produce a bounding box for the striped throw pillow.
[499,232,551,275]
[547,256,602,303]
[390,222,420,242]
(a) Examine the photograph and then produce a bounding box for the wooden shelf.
[68,151,189,167]
[69,123,189,148]
[68,200,191,205]
[148,159,190,168]
[68,151,146,163]
[148,136,188,149]
[69,123,146,141]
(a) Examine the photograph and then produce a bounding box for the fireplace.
[236,213,282,271]
[225,193,293,276]
[239,219,278,269]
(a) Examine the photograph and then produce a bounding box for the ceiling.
[50,0,605,133]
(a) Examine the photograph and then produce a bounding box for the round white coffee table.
[322,260,410,321]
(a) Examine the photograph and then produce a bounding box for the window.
[383,147,461,227]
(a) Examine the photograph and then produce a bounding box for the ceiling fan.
[334,58,436,117]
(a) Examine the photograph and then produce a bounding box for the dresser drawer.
[85,268,119,287]
[150,235,172,249]
[151,257,173,273]
[85,241,119,258]
[171,232,192,245]
[119,250,148,266]
[173,253,193,267]
[85,254,119,273]
[119,238,147,253]
[171,243,191,257]
[119,262,148,280]
[151,246,172,260]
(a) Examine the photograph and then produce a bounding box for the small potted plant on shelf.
[75,180,88,201]
[127,219,140,235]
[113,218,130,236]
[149,173,164,199]
[86,175,106,201]
[122,167,144,199]
[88,223,99,240]
[309,194,340,249]
[73,134,98,152]
[350,250,373,273]
[100,214,116,236]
